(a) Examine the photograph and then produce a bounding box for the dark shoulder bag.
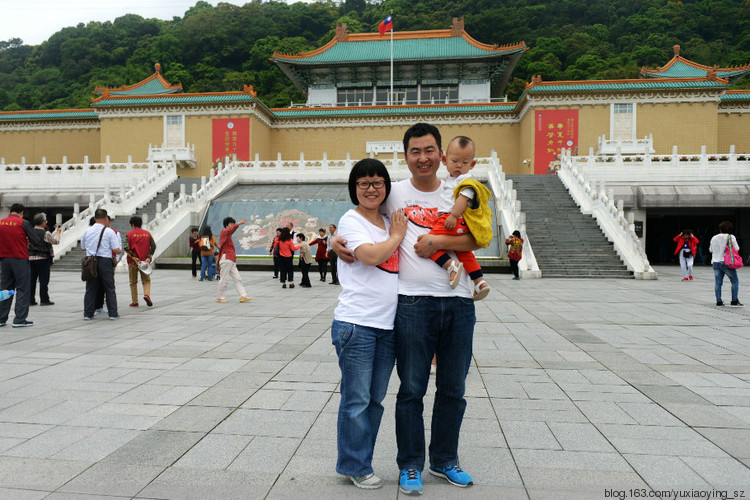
[81,227,106,281]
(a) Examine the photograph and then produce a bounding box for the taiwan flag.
[378,14,393,36]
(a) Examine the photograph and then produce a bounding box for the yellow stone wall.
[637,101,718,154]
[250,115,273,160]
[0,127,99,164]
[100,116,161,163]
[718,112,750,153]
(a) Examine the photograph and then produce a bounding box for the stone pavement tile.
[661,403,750,428]
[501,421,560,450]
[51,428,140,462]
[280,390,332,412]
[521,382,568,400]
[228,436,300,475]
[574,402,638,424]
[623,454,711,488]
[617,402,686,426]
[89,402,178,418]
[173,433,253,469]
[696,428,750,460]
[187,384,256,408]
[520,467,648,492]
[681,456,750,487]
[56,462,165,497]
[44,493,130,499]
[4,426,98,459]
[512,449,632,472]
[25,400,102,426]
[460,417,507,448]
[71,412,162,431]
[102,430,204,466]
[609,436,728,457]
[150,405,233,432]
[0,422,52,439]
[263,381,339,393]
[547,422,615,452]
[265,482,396,500]
[147,386,208,406]
[0,456,90,490]
[491,398,587,423]
[0,398,66,422]
[213,408,318,438]
[137,467,276,499]
[0,488,48,500]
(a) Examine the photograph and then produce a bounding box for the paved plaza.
[0,264,748,499]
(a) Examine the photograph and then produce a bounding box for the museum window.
[421,85,458,104]
[337,88,373,106]
[164,115,185,148]
[611,103,635,141]
[376,87,418,105]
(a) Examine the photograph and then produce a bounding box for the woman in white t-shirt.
[709,220,743,307]
[332,158,408,489]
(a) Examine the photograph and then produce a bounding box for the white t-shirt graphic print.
[334,209,400,330]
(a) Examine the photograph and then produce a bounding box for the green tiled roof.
[721,92,750,102]
[272,103,516,117]
[274,38,521,64]
[526,80,727,92]
[108,78,180,96]
[0,110,98,121]
[93,94,260,107]
[643,60,750,80]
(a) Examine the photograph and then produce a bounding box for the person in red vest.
[216,217,252,303]
[0,203,43,327]
[124,216,156,307]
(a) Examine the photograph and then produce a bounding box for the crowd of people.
[0,122,745,494]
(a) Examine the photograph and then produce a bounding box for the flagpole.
[389,11,394,106]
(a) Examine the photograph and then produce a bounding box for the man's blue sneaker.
[399,469,423,495]
[429,464,473,487]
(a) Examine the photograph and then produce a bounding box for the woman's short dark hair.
[719,220,734,233]
[348,158,391,205]
[202,226,213,237]
[278,227,292,242]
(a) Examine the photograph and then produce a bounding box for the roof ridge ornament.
[335,23,349,42]
[451,17,464,37]
[155,62,161,74]
[673,45,680,57]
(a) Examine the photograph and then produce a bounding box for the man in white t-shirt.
[334,123,479,495]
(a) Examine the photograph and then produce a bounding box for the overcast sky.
[2,0,314,46]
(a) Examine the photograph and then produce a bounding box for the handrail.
[558,148,656,279]
[485,151,541,278]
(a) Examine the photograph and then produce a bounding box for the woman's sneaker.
[730,300,744,307]
[428,464,473,487]
[399,469,423,495]
[349,473,382,489]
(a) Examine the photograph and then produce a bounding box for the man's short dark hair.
[129,216,142,228]
[10,203,24,214]
[191,227,199,233]
[403,123,442,154]
[223,217,236,228]
[329,223,336,229]
[348,158,392,205]
[94,208,108,219]
[297,233,306,241]
[33,213,46,226]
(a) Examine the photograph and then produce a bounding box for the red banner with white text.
[533,110,578,175]
[212,118,250,162]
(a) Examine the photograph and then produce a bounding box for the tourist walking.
[674,229,699,281]
[710,221,743,307]
[215,217,252,303]
[0,203,42,327]
[269,228,282,279]
[28,213,61,306]
[199,227,218,281]
[124,216,156,307]
[277,227,298,288]
[308,229,329,282]
[297,233,313,287]
[189,227,201,278]
[331,158,406,489]
[506,230,524,280]
[327,223,339,285]
[81,209,122,320]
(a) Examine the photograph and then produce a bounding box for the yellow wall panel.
[0,127,99,164]
[718,113,750,153]
[636,101,718,154]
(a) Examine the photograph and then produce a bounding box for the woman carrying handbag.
[709,220,743,307]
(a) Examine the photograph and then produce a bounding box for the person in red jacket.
[0,203,42,327]
[216,217,251,303]
[673,229,699,281]
[124,216,156,307]
[188,227,201,278]
[308,228,329,282]
[277,227,300,288]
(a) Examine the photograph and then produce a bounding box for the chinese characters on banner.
[533,110,578,175]
[212,118,250,162]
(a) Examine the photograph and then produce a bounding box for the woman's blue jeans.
[394,294,475,471]
[331,319,395,476]
[713,262,739,302]
[200,255,216,280]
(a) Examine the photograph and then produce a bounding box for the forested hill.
[1,0,749,111]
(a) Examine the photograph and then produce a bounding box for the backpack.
[200,237,211,251]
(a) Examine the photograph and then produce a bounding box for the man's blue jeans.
[713,262,739,302]
[331,320,395,476]
[394,294,475,471]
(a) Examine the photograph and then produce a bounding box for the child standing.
[426,136,492,300]
[216,217,252,303]
[673,229,699,281]
[297,233,313,287]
